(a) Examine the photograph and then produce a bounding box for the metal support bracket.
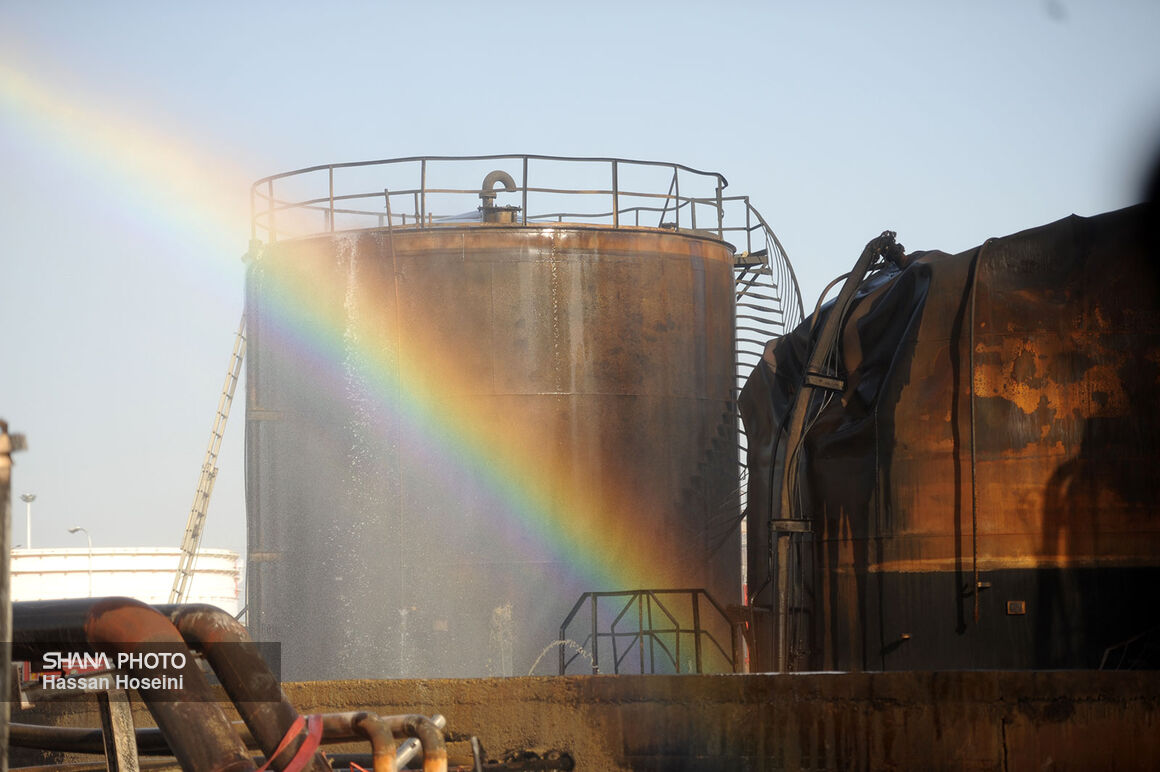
[804,371,845,392]
[734,248,768,267]
[96,690,140,772]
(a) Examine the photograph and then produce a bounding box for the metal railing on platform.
[249,155,798,301]
[558,588,740,675]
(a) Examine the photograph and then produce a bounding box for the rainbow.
[0,59,251,304]
[1,60,699,597]
[252,244,677,592]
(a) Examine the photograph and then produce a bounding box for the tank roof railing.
[251,154,803,325]
[251,154,781,259]
[251,157,725,235]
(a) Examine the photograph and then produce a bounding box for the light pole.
[68,526,93,597]
[20,493,35,549]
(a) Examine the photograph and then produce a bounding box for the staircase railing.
[558,588,740,675]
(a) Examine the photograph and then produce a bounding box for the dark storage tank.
[741,205,1160,671]
[244,156,800,679]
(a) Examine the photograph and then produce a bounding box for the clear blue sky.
[2,1,1159,555]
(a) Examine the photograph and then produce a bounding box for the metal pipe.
[383,715,447,772]
[772,231,902,671]
[68,526,93,596]
[611,161,619,228]
[691,591,702,674]
[10,761,180,772]
[745,197,752,255]
[268,179,276,242]
[647,596,656,674]
[22,493,34,549]
[156,604,330,772]
[250,153,728,192]
[774,534,790,672]
[715,183,723,239]
[729,612,741,674]
[637,594,645,673]
[328,167,335,233]
[1,420,24,772]
[420,159,426,228]
[967,240,991,624]
[352,714,397,772]
[479,170,516,197]
[521,157,528,225]
[590,594,599,674]
[395,715,445,770]
[658,170,676,227]
[9,723,173,756]
[13,714,447,770]
[319,713,446,772]
[384,191,397,260]
[12,598,255,772]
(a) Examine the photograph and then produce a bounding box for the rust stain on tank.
[248,222,741,680]
[740,205,1160,671]
[972,329,1132,432]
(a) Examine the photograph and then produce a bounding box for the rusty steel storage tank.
[741,205,1160,672]
[244,155,800,679]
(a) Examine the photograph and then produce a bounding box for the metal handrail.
[253,155,718,235]
[558,588,739,675]
[250,153,802,318]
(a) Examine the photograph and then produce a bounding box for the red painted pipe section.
[157,604,331,772]
[13,597,256,772]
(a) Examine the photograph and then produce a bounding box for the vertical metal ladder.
[169,314,247,604]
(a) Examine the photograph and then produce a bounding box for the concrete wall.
[282,672,1159,770]
[11,672,1159,770]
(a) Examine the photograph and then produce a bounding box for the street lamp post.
[68,526,93,597]
[20,493,35,549]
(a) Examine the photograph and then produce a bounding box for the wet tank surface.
[243,156,775,680]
